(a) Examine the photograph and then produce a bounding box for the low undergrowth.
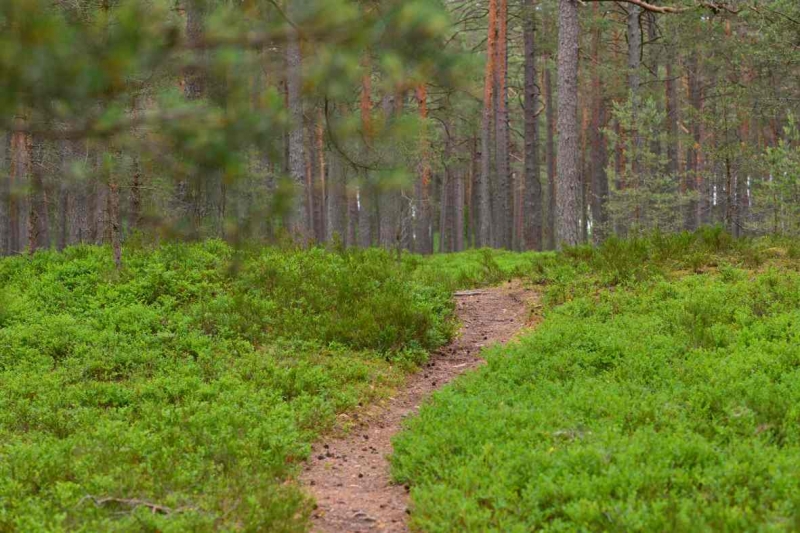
[0,242,454,531]
[409,248,546,291]
[393,232,800,532]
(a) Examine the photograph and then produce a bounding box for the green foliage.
[756,114,800,236]
[408,248,548,291]
[392,241,800,532]
[0,242,453,531]
[604,97,694,235]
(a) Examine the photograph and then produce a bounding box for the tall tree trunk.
[316,111,327,242]
[647,12,662,160]
[379,94,401,250]
[9,116,31,255]
[494,0,511,249]
[28,137,48,253]
[686,53,702,230]
[589,4,608,244]
[0,132,9,255]
[736,116,751,235]
[326,151,347,244]
[555,0,581,249]
[346,173,359,248]
[627,3,642,222]
[468,136,478,248]
[130,160,142,233]
[478,0,497,248]
[286,12,309,241]
[358,67,376,249]
[454,147,465,252]
[414,84,432,254]
[665,49,680,179]
[108,168,122,268]
[523,0,543,251]
[544,55,557,250]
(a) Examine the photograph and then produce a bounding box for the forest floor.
[301,280,539,532]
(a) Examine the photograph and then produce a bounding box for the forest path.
[300,280,539,532]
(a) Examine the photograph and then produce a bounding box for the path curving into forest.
[300,280,539,532]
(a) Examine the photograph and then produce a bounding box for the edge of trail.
[300,280,540,533]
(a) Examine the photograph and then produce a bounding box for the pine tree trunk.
[379,94,401,250]
[666,51,680,179]
[326,151,347,245]
[555,0,581,249]
[523,0,543,251]
[28,136,49,253]
[0,132,9,255]
[315,111,327,242]
[478,0,497,248]
[627,3,642,219]
[454,157,465,252]
[494,0,511,249]
[109,176,122,268]
[686,53,702,230]
[590,6,608,244]
[9,116,31,255]
[415,84,432,254]
[544,56,557,250]
[286,14,309,242]
[346,173,359,248]
[468,136,478,248]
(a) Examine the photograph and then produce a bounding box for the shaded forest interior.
[2,0,799,263]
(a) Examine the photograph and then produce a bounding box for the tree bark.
[108,173,122,268]
[685,53,702,230]
[494,0,511,249]
[9,116,31,255]
[590,4,608,243]
[286,12,309,241]
[477,0,497,248]
[556,0,581,248]
[627,3,643,210]
[326,151,347,245]
[665,47,680,179]
[379,94,401,250]
[346,172,359,248]
[0,132,9,255]
[414,84,432,254]
[28,136,48,253]
[523,0,543,251]
[544,55,557,250]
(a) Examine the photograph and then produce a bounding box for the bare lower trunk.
[494,0,511,249]
[589,5,608,244]
[555,0,581,248]
[478,0,497,248]
[326,151,347,244]
[415,84,432,255]
[0,132,9,255]
[544,56,556,250]
[10,117,31,254]
[627,3,642,212]
[346,174,359,248]
[109,178,122,268]
[454,163,465,252]
[523,0,543,251]
[28,137,49,253]
[666,54,680,178]
[686,53,702,230]
[286,16,308,242]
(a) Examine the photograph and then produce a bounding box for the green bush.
[392,242,800,532]
[0,242,454,531]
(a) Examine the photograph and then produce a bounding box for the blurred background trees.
[1,0,799,258]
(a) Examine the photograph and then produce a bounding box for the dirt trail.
[300,280,538,532]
